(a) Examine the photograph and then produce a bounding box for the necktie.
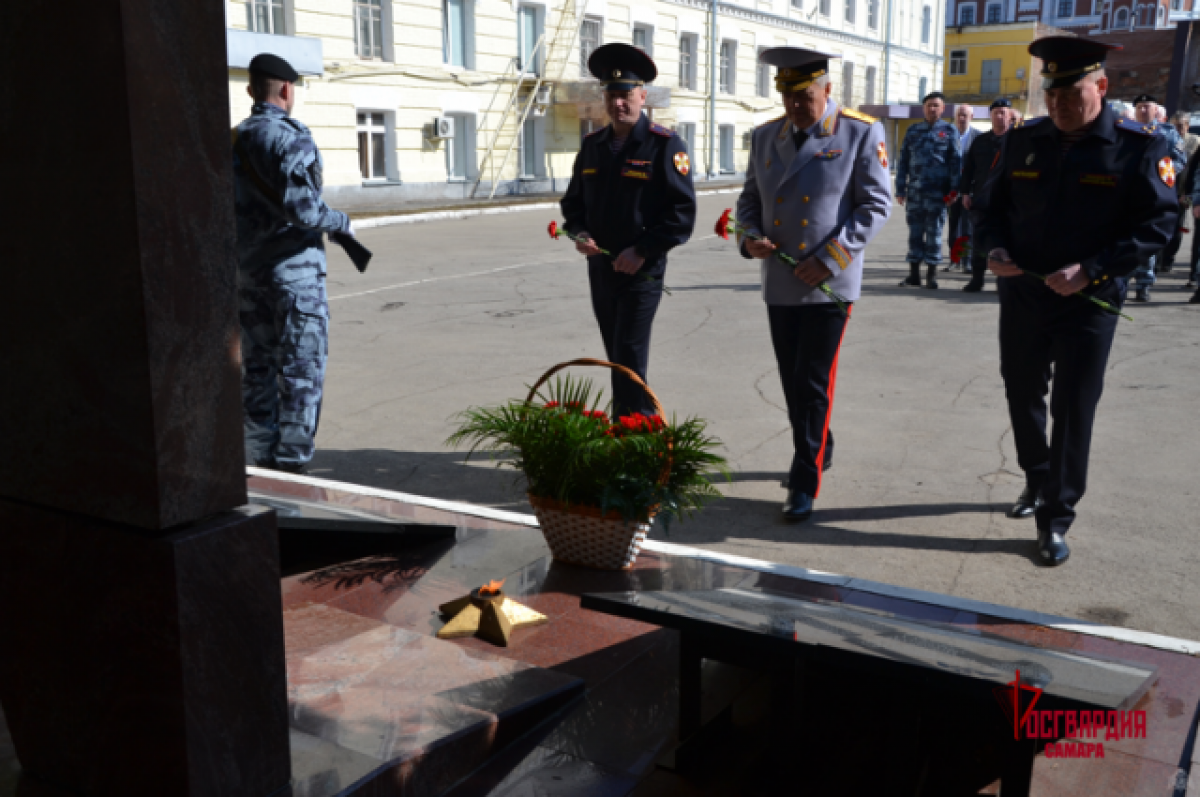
[793,128,808,151]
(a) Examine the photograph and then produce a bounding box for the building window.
[918,76,928,100]
[922,5,932,39]
[443,0,475,68]
[446,113,475,180]
[1115,6,1129,24]
[679,33,698,90]
[633,23,653,55]
[518,4,543,75]
[865,65,876,104]
[792,0,803,8]
[868,0,879,28]
[678,122,696,154]
[357,112,388,181]
[1172,0,1183,10]
[842,62,855,107]
[246,0,288,34]
[519,118,542,178]
[987,2,1003,20]
[958,3,976,22]
[756,47,771,97]
[949,49,968,75]
[820,0,832,14]
[846,0,857,23]
[580,17,601,71]
[354,0,385,59]
[719,125,735,172]
[720,40,736,94]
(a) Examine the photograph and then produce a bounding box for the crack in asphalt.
[951,374,982,407]
[947,424,1015,594]
[753,369,787,414]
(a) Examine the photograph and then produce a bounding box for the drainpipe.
[708,0,719,179]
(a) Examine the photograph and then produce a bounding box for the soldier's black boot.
[899,263,922,287]
[962,261,985,292]
[924,263,939,289]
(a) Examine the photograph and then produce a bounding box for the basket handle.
[523,358,665,418]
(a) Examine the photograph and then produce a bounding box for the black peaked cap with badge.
[249,53,299,82]
[589,43,658,91]
[1132,94,1157,105]
[758,46,839,93]
[1028,36,1122,90]
[989,98,1012,110]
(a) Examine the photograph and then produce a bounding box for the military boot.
[924,263,939,289]
[962,261,985,292]
[899,263,922,287]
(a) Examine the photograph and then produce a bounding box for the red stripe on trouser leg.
[814,306,851,498]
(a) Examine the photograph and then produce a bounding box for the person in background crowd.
[1129,94,1186,300]
[895,92,961,290]
[974,37,1176,566]
[959,98,1014,292]
[1163,112,1200,276]
[946,104,979,271]
[1012,109,1025,125]
[1190,161,1200,300]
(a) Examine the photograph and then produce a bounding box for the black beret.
[588,43,657,90]
[1132,94,1157,105]
[249,53,298,82]
[922,91,945,104]
[1029,36,1121,89]
[989,98,1012,110]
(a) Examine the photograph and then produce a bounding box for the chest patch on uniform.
[1079,174,1118,188]
[626,159,652,167]
[582,168,598,176]
[673,152,690,175]
[815,149,843,159]
[621,166,651,180]
[1011,170,1040,180]
[877,142,888,168]
[1159,158,1176,188]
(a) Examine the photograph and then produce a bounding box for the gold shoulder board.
[839,108,877,124]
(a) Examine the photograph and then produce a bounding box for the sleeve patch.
[1159,157,1176,187]
[877,142,889,168]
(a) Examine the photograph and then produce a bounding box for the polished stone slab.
[251,491,457,539]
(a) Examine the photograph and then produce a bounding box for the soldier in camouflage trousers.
[1129,95,1188,302]
[895,92,962,290]
[233,54,352,473]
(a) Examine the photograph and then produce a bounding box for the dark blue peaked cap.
[1029,36,1121,90]
[589,43,658,90]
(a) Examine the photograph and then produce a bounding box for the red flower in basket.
[715,208,733,239]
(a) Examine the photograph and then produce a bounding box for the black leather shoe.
[924,264,939,289]
[782,490,814,522]
[272,461,309,475]
[1190,291,1200,304]
[1007,486,1042,519]
[1037,530,1070,566]
[962,278,984,292]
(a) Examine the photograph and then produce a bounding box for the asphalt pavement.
[314,191,1200,641]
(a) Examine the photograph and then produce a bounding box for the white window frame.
[517,4,545,76]
[918,76,928,101]
[354,0,393,61]
[846,0,857,23]
[518,116,544,179]
[1172,0,1182,11]
[356,110,396,183]
[1114,6,1129,25]
[245,0,293,35]
[632,23,654,56]
[679,33,699,90]
[949,49,968,75]
[958,3,976,22]
[986,2,1003,21]
[445,112,477,181]
[719,39,737,94]
[443,0,476,69]
[792,0,804,8]
[922,5,933,39]
[580,17,602,73]
[820,0,832,15]
[865,65,876,104]
[756,47,771,97]
[678,122,696,154]
[842,61,855,107]
[719,124,736,173]
[868,0,879,28]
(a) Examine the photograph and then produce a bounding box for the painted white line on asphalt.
[352,187,744,230]
[248,468,1200,656]
[328,258,575,302]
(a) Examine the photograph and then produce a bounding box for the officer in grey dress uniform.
[232,54,354,473]
[736,47,893,522]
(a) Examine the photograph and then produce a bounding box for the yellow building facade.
[942,22,1066,117]
[226,0,945,212]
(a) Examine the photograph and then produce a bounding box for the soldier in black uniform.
[561,43,697,417]
[959,98,1013,292]
[974,37,1177,566]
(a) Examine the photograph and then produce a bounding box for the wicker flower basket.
[523,358,670,571]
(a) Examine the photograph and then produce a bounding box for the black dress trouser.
[997,276,1122,536]
[588,257,665,418]
[768,303,851,497]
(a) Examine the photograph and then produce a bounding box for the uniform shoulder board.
[839,107,877,125]
[758,114,787,128]
[650,122,674,138]
[1011,116,1046,131]
[584,126,604,138]
[1115,117,1155,137]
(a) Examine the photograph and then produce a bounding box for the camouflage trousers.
[1132,255,1157,290]
[239,277,329,468]
[905,196,948,266]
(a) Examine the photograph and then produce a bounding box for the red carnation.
[943,191,959,205]
[715,208,733,240]
[548,220,559,240]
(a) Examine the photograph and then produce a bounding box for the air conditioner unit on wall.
[430,116,455,139]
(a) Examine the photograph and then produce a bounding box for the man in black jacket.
[561,43,697,417]
[959,98,1013,292]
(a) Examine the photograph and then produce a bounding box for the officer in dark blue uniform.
[974,37,1177,566]
[560,43,697,417]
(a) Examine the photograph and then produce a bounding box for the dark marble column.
[0,0,291,795]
